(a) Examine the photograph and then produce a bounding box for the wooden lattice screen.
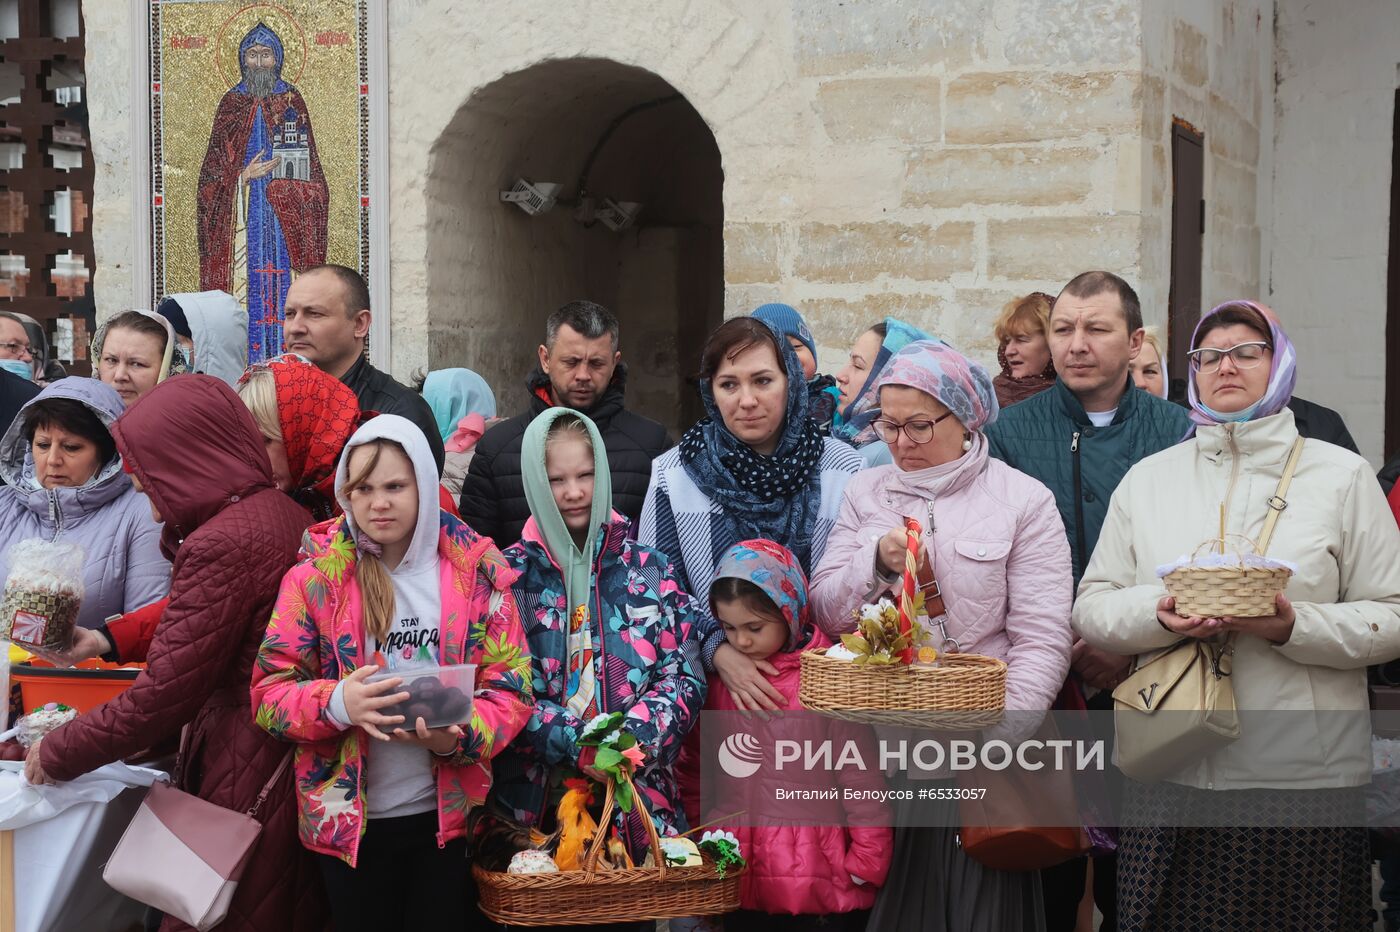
[0,0,94,375]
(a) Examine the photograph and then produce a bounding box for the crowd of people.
[2,263,1400,932]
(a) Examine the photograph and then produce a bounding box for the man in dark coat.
[986,271,1191,932]
[27,376,327,931]
[459,300,668,547]
[0,367,38,443]
[282,263,445,473]
[1287,396,1359,454]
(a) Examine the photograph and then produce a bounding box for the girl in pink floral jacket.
[252,415,532,930]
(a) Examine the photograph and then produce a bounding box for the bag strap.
[1257,436,1306,556]
[247,749,295,820]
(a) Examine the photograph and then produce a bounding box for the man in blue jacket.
[986,270,1190,932]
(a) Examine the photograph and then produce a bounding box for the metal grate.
[0,0,93,374]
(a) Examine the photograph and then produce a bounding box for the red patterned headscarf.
[241,354,363,515]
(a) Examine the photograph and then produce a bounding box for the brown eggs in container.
[367,663,477,730]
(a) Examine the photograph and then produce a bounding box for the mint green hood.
[519,407,613,613]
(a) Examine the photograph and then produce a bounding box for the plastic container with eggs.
[368,663,476,730]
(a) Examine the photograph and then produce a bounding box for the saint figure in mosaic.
[197,21,328,362]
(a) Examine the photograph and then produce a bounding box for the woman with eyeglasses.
[1073,301,1400,930]
[810,339,1073,931]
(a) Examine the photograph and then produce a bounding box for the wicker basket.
[1162,535,1292,618]
[473,773,742,926]
[799,647,1007,730]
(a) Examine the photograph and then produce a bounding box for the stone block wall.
[1139,0,1274,333]
[80,0,1297,425]
[724,0,1153,376]
[1270,0,1398,465]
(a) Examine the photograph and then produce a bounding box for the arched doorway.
[425,58,724,433]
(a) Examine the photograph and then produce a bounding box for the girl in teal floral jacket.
[492,408,705,861]
[252,415,533,932]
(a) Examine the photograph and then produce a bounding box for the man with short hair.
[459,300,668,546]
[986,270,1190,932]
[0,313,33,370]
[282,264,444,472]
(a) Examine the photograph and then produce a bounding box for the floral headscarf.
[1186,300,1297,434]
[833,317,932,445]
[712,539,811,652]
[874,339,1000,432]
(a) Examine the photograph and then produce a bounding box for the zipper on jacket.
[48,489,62,541]
[1221,424,1244,528]
[530,535,615,832]
[1070,431,1086,580]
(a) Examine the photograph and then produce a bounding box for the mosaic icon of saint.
[197,22,329,363]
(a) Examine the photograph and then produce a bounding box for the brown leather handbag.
[956,717,1090,871]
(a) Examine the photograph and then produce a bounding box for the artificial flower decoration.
[839,597,934,666]
[577,710,647,813]
[697,829,746,878]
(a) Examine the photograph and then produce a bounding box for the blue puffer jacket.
[986,377,1191,588]
[493,512,705,853]
[0,378,170,628]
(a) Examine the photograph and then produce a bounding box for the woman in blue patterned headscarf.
[639,317,863,713]
[831,317,933,465]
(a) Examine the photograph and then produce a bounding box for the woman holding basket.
[810,339,1073,930]
[1072,300,1400,930]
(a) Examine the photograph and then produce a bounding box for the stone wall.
[1270,0,1398,466]
[81,0,1300,423]
[724,0,1150,377]
[1139,0,1274,335]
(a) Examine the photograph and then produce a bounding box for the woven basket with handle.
[1162,534,1292,619]
[472,772,742,926]
[798,647,1006,729]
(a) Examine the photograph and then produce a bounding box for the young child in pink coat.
[680,539,891,932]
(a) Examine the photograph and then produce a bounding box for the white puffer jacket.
[1073,409,1400,788]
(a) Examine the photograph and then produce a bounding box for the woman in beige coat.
[1073,300,1400,931]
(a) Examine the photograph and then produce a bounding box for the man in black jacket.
[282,264,445,473]
[459,301,668,547]
[0,367,38,444]
[1287,396,1359,454]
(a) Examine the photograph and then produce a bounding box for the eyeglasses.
[1187,341,1270,374]
[0,341,31,358]
[871,410,956,445]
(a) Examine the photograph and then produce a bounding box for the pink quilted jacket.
[810,440,1073,712]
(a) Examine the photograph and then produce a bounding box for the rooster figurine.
[598,830,634,871]
[553,779,600,871]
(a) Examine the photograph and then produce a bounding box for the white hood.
[334,414,441,577]
[171,291,248,386]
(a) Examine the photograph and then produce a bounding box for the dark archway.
[426,58,724,433]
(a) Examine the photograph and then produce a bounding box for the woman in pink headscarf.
[811,339,1073,931]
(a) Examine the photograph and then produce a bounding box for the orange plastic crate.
[13,658,143,714]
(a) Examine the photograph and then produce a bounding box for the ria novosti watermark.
[697,710,1400,829]
[718,731,1106,779]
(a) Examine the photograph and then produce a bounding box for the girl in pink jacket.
[252,415,533,932]
[682,539,891,931]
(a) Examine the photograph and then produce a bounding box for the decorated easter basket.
[1159,534,1294,619]
[472,771,743,926]
[798,517,1006,730]
[799,648,1006,730]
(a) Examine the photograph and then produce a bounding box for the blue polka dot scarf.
[680,330,825,568]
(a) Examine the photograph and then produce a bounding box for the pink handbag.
[102,747,293,931]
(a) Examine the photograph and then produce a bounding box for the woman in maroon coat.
[23,375,328,931]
